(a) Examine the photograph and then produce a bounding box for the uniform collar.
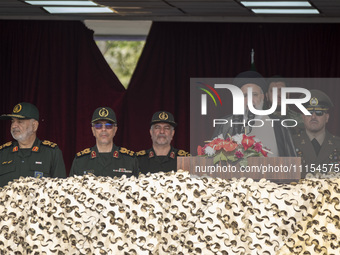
[149,146,176,159]
[12,137,40,153]
[306,130,326,146]
[92,144,120,159]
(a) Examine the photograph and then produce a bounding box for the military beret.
[233,71,268,93]
[304,89,334,110]
[91,107,117,124]
[150,111,177,128]
[0,102,39,121]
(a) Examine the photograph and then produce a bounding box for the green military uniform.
[0,138,66,187]
[69,144,138,178]
[137,146,189,174]
[293,89,339,177]
[294,130,340,177]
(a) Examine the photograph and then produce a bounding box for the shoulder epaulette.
[41,140,57,148]
[177,150,191,157]
[76,148,91,157]
[0,141,12,151]
[119,147,135,157]
[136,150,147,156]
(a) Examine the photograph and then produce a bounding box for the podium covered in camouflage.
[0,171,339,254]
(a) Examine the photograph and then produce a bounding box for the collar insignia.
[91,151,97,159]
[32,146,39,152]
[170,151,175,159]
[113,151,119,158]
[12,146,18,152]
[149,151,155,158]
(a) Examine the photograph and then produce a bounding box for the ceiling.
[1,0,340,37]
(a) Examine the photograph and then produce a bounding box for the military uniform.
[0,138,66,187]
[137,146,190,174]
[294,130,340,177]
[69,144,139,178]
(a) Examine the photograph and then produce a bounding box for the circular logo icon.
[13,104,22,113]
[99,108,109,117]
[310,97,318,106]
[159,112,168,120]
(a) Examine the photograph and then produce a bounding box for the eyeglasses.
[308,110,326,116]
[92,123,115,129]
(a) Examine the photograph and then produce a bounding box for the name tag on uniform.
[84,170,95,175]
[113,168,132,173]
[35,161,42,165]
[34,171,43,178]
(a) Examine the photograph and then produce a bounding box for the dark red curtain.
[125,22,340,152]
[0,20,126,174]
[2,21,340,174]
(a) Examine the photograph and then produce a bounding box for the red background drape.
[1,21,340,175]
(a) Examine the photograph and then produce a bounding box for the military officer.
[0,102,66,187]
[137,111,190,174]
[69,107,138,178]
[293,90,340,177]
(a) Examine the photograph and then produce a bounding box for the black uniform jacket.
[0,138,66,187]
[137,146,190,174]
[70,144,139,178]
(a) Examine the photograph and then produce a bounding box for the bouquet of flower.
[197,134,269,166]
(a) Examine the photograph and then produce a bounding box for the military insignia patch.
[170,151,175,159]
[13,104,22,113]
[99,108,109,117]
[178,150,190,156]
[34,171,43,178]
[149,151,155,158]
[91,151,96,159]
[12,146,18,152]
[32,146,39,152]
[119,147,134,156]
[76,148,91,157]
[113,151,119,158]
[159,112,169,120]
[136,150,146,156]
[42,140,57,148]
[0,141,12,151]
[310,97,318,106]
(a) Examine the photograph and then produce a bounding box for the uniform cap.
[0,102,39,121]
[150,111,177,127]
[233,71,268,93]
[304,89,334,110]
[91,107,117,124]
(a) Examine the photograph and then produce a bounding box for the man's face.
[150,123,175,146]
[302,110,329,134]
[266,81,286,107]
[91,120,117,146]
[11,118,38,142]
[241,83,264,110]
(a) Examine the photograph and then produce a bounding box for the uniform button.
[22,160,25,163]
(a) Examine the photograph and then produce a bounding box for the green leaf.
[239,158,248,167]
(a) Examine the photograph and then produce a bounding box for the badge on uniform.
[34,171,43,178]
[84,170,95,174]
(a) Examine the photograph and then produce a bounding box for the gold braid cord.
[0,171,340,254]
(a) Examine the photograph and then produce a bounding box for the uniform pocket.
[29,161,51,178]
